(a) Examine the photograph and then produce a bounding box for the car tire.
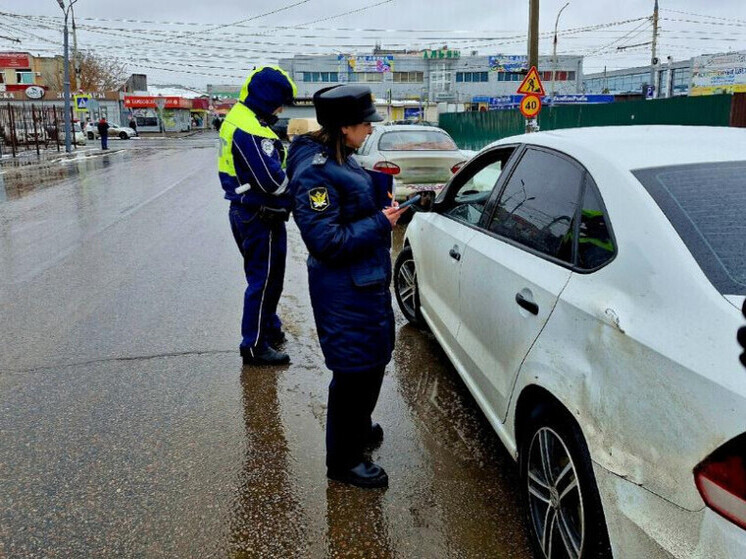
[119,131,128,139]
[87,132,95,140]
[520,404,612,559]
[394,246,425,327]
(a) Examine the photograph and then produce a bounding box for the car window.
[488,148,583,261]
[378,130,457,151]
[577,178,615,270]
[633,161,746,295]
[442,148,515,226]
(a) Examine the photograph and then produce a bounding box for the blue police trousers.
[326,366,386,470]
[229,204,286,351]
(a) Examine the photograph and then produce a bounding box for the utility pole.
[526,0,540,132]
[649,0,659,98]
[56,0,76,154]
[551,2,570,102]
[528,0,540,70]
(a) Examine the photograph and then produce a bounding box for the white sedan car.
[85,123,136,140]
[394,126,746,558]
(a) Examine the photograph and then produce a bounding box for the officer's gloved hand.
[737,300,746,367]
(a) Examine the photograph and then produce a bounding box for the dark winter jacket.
[287,135,395,373]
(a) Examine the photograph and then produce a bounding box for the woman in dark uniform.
[287,85,407,488]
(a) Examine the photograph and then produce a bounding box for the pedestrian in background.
[128,115,138,136]
[97,117,109,150]
[217,66,297,366]
[287,85,408,488]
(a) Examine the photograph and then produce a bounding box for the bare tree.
[76,52,128,91]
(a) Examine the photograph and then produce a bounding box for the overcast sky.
[2,0,744,89]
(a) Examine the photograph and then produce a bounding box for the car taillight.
[373,161,400,175]
[451,161,466,174]
[694,434,746,530]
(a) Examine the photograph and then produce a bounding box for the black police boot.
[364,423,384,452]
[241,346,290,366]
[327,461,388,489]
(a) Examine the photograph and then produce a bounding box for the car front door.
[457,147,584,421]
[413,147,516,364]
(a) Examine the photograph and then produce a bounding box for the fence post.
[32,104,40,157]
[53,106,60,151]
[7,103,16,158]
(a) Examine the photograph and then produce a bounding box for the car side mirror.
[411,190,436,212]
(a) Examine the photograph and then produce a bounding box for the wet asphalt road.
[0,132,533,558]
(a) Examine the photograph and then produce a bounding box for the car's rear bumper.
[594,462,746,558]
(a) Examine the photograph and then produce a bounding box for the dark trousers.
[229,204,286,351]
[326,366,385,470]
[101,133,108,149]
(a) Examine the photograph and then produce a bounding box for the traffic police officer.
[218,66,297,366]
[287,85,407,488]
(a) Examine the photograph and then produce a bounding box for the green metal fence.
[440,94,734,151]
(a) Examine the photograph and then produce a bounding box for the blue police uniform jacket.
[287,135,395,374]
[218,102,291,211]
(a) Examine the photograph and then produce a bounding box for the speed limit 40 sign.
[519,95,542,118]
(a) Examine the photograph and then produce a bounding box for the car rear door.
[457,147,585,421]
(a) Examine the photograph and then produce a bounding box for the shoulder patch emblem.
[309,187,330,212]
[312,152,328,166]
[261,138,275,156]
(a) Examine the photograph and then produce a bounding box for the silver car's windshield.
[633,161,746,295]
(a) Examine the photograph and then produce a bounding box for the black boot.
[364,423,384,452]
[267,330,287,348]
[327,461,388,489]
[241,346,290,366]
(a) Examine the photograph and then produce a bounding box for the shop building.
[583,50,746,98]
[278,49,584,109]
[123,95,195,132]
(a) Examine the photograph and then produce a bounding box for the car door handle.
[449,246,461,261]
[515,293,539,315]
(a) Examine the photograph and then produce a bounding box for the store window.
[496,72,523,82]
[393,71,424,83]
[456,71,489,83]
[302,72,338,82]
[16,70,34,84]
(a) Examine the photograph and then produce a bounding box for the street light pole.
[57,0,77,154]
[551,2,570,102]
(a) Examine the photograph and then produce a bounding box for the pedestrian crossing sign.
[516,67,546,96]
[74,94,91,112]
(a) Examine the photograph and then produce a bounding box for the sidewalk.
[0,129,211,169]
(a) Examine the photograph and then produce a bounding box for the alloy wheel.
[527,427,585,559]
[396,256,418,318]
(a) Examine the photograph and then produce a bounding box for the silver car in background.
[354,124,472,201]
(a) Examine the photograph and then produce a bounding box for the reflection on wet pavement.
[229,366,309,557]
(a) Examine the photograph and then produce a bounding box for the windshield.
[633,161,746,295]
[378,130,458,151]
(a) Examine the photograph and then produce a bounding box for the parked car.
[394,126,746,558]
[354,124,472,201]
[53,121,86,146]
[85,122,136,140]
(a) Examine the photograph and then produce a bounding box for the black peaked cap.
[313,85,383,127]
